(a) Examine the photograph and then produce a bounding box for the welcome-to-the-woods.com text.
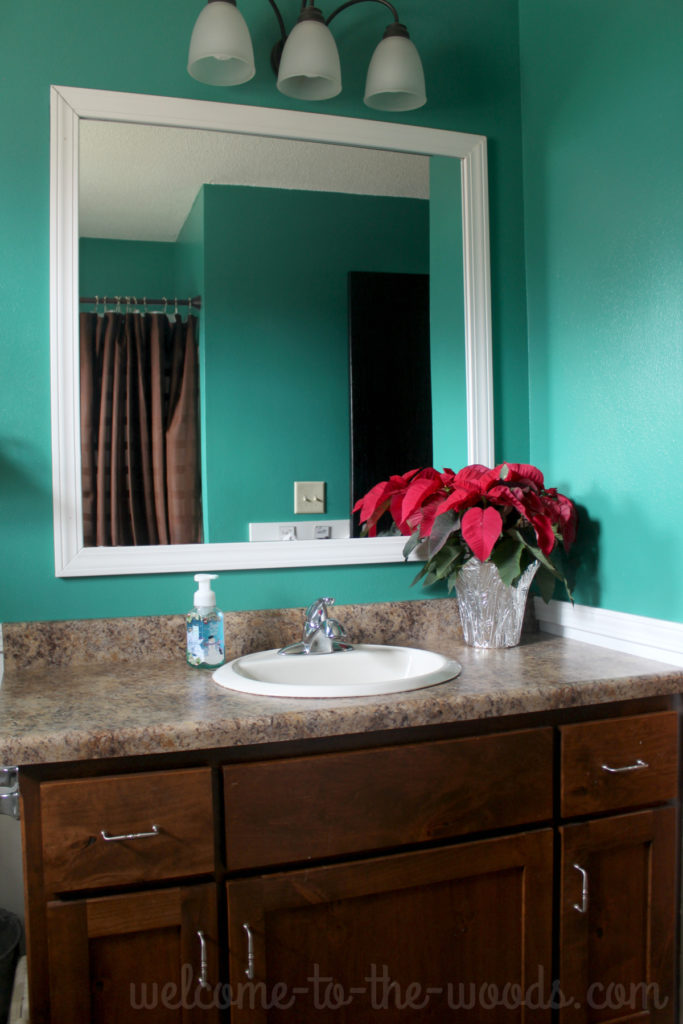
[129,963,668,1014]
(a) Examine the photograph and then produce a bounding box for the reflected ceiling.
[79,120,430,242]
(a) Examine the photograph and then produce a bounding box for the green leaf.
[518,547,537,574]
[430,550,460,582]
[510,527,573,602]
[402,529,421,560]
[426,511,459,558]
[422,568,440,586]
[410,563,429,588]
[419,546,454,580]
[534,565,557,603]
[490,535,524,586]
[512,529,561,579]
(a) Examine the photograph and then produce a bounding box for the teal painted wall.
[79,187,429,543]
[430,157,467,471]
[176,189,205,303]
[201,185,428,541]
[0,0,527,622]
[175,190,208,537]
[519,0,683,621]
[79,239,178,301]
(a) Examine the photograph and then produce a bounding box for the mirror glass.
[51,87,493,576]
[79,121,431,545]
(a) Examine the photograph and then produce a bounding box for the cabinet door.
[46,883,220,1024]
[560,807,676,1024]
[227,830,553,1023]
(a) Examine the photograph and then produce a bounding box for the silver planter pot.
[454,557,539,648]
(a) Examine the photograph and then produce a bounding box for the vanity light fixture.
[187,0,426,111]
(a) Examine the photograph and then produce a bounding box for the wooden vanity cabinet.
[45,883,220,1024]
[21,767,220,1024]
[20,705,680,1023]
[224,728,555,1023]
[226,830,554,1023]
[557,712,679,1024]
[559,809,676,1024]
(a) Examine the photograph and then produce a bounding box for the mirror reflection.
[51,86,492,576]
[78,121,458,546]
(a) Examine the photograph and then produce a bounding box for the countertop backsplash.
[1,597,498,673]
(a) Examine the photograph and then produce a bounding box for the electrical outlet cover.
[294,481,326,515]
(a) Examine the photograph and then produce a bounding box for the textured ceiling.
[79,120,430,243]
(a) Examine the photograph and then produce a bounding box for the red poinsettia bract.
[354,462,578,600]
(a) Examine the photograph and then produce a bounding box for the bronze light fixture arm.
[325,0,401,27]
[268,0,406,74]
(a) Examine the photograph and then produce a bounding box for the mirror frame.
[51,84,493,577]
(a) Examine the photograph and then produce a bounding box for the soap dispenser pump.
[186,573,225,668]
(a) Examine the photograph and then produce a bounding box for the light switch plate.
[294,481,326,515]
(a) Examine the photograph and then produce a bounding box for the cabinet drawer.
[224,728,553,870]
[40,767,214,893]
[560,711,678,817]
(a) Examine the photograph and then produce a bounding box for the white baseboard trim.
[533,599,683,668]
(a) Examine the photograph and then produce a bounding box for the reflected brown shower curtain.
[80,311,202,547]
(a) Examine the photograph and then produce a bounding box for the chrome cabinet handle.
[243,923,255,980]
[100,824,161,842]
[573,863,589,913]
[601,758,648,773]
[197,930,210,989]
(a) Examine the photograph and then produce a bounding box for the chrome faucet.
[279,597,353,656]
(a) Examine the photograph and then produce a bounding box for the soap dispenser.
[186,573,225,668]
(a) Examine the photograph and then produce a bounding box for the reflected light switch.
[294,481,326,515]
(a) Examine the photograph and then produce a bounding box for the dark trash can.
[0,910,21,1024]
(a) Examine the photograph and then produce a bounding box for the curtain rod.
[79,295,202,311]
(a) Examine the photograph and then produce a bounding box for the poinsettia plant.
[354,463,577,602]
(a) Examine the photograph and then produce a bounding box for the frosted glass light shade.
[277,14,342,101]
[188,0,255,86]
[364,28,426,111]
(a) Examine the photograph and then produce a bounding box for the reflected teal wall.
[176,189,205,302]
[79,239,178,300]
[201,185,428,541]
[430,157,467,470]
[175,190,208,537]
[0,0,527,622]
[79,187,429,544]
[520,0,683,621]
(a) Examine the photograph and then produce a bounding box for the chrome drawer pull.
[100,824,161,842]
[197,930,210,989]
[243,923,255,980]
[573,863,588,914]
[600,758,648,774]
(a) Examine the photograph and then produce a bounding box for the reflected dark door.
[348,271,431,536]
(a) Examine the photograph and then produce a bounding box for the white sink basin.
[212,644,462,698]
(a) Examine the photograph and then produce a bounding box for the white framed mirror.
[51,84,493,577]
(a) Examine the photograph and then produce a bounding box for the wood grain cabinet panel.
[560,712,678,817]
[40,768,214,893]
[559,807,676,1024]
[223,728,554,870]
[227,829,554,1023]
[46,882,220,1023]
[20,706,681,1023]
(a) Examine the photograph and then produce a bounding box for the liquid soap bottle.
[186,573,225,668]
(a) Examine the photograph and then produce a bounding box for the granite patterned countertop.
[1,601,682,766]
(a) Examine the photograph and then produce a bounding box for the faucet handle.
[279,597,351,655]
[323,617,347,641]
[304,597,334,628]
